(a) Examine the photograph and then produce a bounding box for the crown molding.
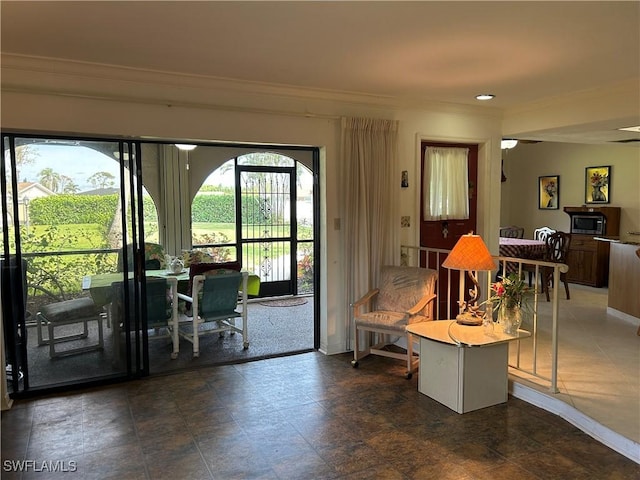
[1,53,501,120]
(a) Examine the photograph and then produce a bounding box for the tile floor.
[506,283,639,448]
[3,282,639,479]
[2,350,639,480]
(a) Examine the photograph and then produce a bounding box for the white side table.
[407,320,530,414]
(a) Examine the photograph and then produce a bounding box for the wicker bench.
[36,297,104,358]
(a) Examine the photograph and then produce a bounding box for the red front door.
[419,141,478,318]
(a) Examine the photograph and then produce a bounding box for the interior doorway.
[420,141,479,317]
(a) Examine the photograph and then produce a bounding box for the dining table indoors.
[498,236,547,276]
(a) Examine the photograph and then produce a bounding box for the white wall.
[501,142,640,242]
[1,57,504,355]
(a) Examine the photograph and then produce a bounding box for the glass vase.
[591,185,606,202]
[498,304,522,335]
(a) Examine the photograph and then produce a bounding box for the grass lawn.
[24,224,106,250]
[192,222,236,241]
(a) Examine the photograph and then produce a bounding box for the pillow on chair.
[181,250,216,267]
[187,261,241,296]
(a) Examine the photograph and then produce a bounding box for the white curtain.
[340,117,398,348]
[423,146,469,221]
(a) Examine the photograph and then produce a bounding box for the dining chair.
[111,277,177,361]
[525,226,557,285]
[500,226,525,238]
[176,269,248,358]
[541,231,572,302]
[351,265,438,379]
[533,226,556,243]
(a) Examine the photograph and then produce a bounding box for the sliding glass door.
[1,135,151,395]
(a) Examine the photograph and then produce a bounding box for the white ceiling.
[1,1,639,144]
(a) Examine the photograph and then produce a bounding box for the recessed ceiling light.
[618,125,640,133]
[475,94,495,101]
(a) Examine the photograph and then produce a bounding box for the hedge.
[192,194,284,224]
[29,194,118,227]
[28,192,283,226]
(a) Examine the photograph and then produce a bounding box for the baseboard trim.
[510,380,640,464]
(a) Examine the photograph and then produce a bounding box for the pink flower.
[492,283,505,297]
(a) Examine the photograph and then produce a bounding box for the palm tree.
[60,176,79,193]
[38,167,61,192]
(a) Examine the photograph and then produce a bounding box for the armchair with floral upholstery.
[351,265,438,379]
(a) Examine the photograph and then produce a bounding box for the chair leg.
[352,324,360,367]
[192,316,200,358]
[563,279,570,300]
[543,273,551,302]
[405,333,414,379]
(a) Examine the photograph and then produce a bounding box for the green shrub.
[191,194,283,224]
[29,194,118,228]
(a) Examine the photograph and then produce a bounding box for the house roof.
[79,188,119,196]
[1,1,639,144]
[16,182,54,196]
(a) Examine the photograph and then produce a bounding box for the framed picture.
[585,166,610,204]
[538,175,559,209]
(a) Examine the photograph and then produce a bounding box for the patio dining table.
[82,269,260,360]
[83,269,260,308]
[83,270,187,308]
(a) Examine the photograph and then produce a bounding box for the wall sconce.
[401,170,409,188]
[501,139,518,150]
[442,233,496,325]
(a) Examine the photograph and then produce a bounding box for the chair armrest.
[176,274,206,303]
[176,292,193,303]
[238,271,248,309]
[406,293,437,316]
[352,288,379,316]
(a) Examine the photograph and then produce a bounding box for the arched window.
[191,151,314,295]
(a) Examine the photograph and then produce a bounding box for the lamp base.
[455,312,484,326]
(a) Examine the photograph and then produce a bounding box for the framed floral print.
[538,175,559,210]
[585,166,610,204]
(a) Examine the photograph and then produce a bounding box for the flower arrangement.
[488,273,531,311]
[544,180,557,198]
[590,171,608,188]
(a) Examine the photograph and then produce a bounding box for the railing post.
[550,266,561,393]
[401,244,564,395]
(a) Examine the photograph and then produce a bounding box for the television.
[571,215,605,235]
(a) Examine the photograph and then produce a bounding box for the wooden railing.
[401,244,569,393]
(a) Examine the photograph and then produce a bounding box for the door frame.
[419,139,480,318]
[236,164,298,297]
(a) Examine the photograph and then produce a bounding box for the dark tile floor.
[2,352,638,480]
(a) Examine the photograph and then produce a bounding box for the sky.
[15,144,120,192]
[12,144,313,192]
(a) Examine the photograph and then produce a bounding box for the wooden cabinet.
[564,206,620,288]
[608,243,640,319]
[566,235,611,287]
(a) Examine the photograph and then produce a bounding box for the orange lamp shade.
[442,233,496,271]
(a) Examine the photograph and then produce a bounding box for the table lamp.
[442,233,496,325]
